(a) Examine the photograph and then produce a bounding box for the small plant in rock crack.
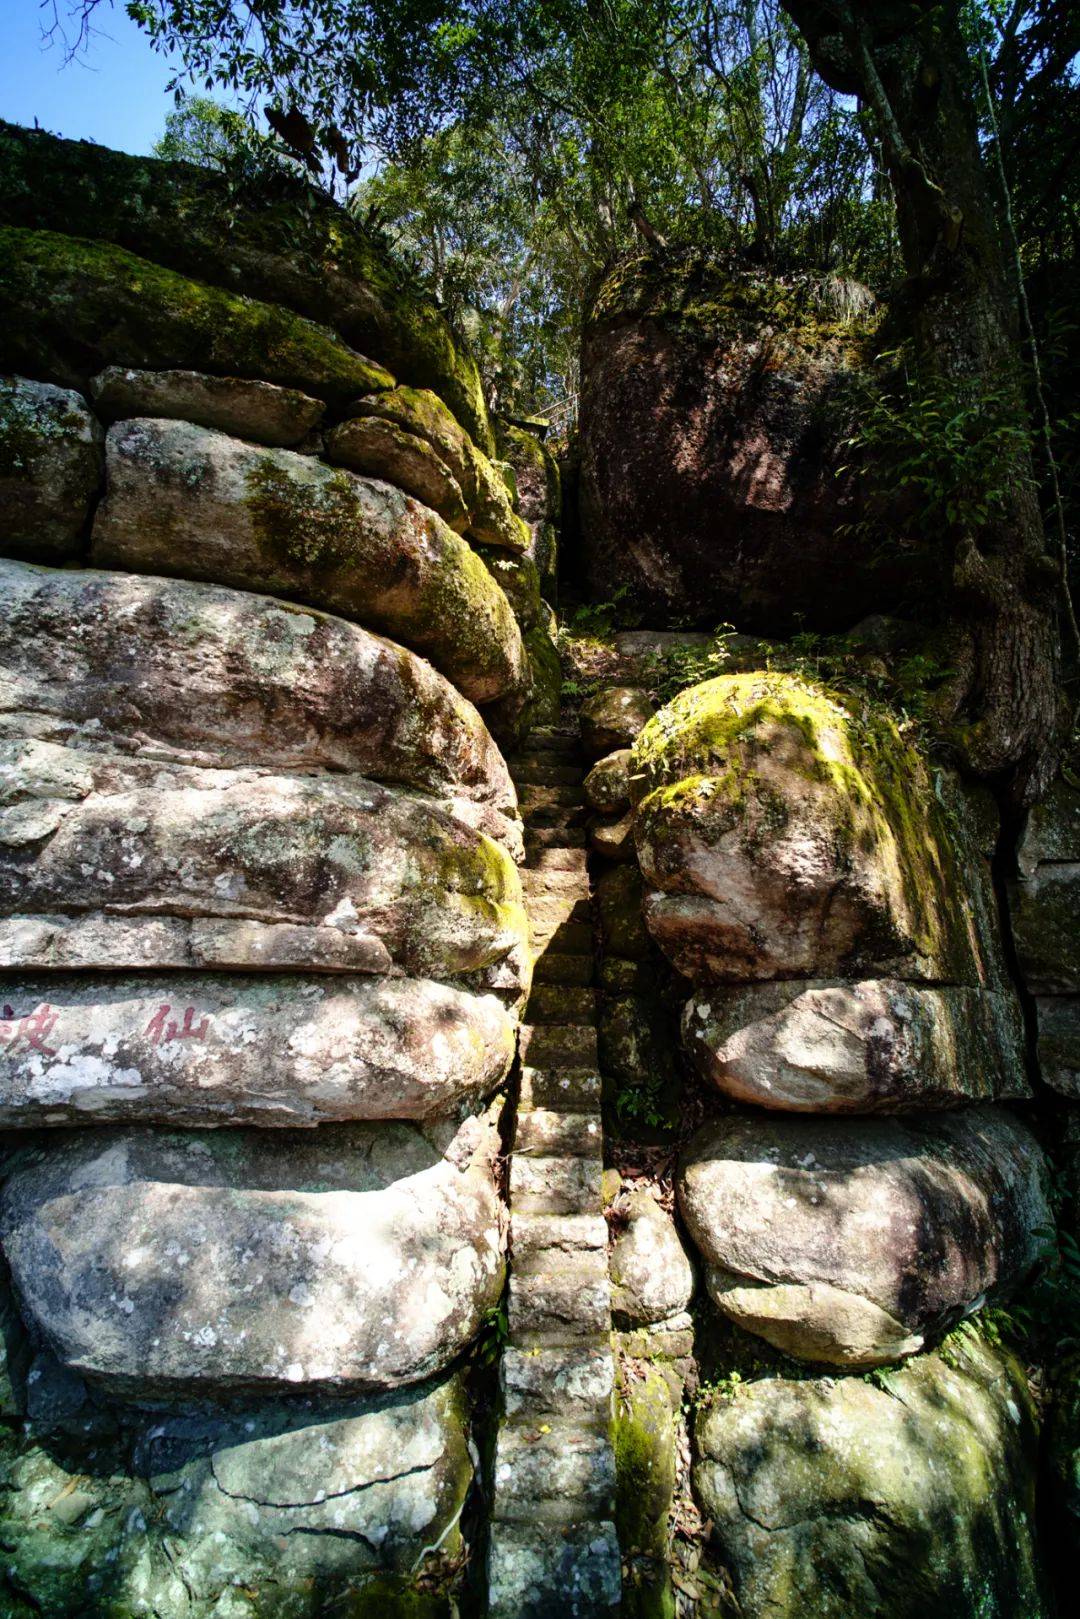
[475,1300,510,1366]
[614,1077,666,1129]
[1002,1222,1080,1355]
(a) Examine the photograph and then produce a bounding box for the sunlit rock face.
[1,1110,505,1398]
[694,1337,1046,1619]
[678,1107,1049,1367]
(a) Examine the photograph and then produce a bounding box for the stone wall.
[0,128,562,1618]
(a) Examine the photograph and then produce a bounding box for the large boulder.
[0,559,518,846]
[0,1371,474,1613]
[0,119,494,450]
[0,973,515,1127]
[0,741,529,984]
[683,979,1029,1112]
[90,417,527,707]
[0,1110,505,1396]
[677,1107,1048,1366]
[632,673,1003,986]
[89,364,324,446]
[0,374,102,562]
[0,226,392,408]
[578,256,906,632]
[694,1337,1045,1618]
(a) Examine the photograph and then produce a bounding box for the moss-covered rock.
[0,373,102,561]
[0,226,393,405]
[496,421,561,597]
[632,671,1006,986]
[616,1361,677,1613]
[0,120,493,450]
[581,685,656,756]
[325,413,469,529]
[89,417,527,708]
[595,864,652,961]
[475,543,543,629]
[348,387,529,552]
[694,1336,1047,1617]
[585,749,634,813]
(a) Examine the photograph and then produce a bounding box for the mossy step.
[492,1420,615,1523]
[510,1153,603,1217]
[511,1210,608,1260]
[487,1520,621,1619]
[515,1108,603,1158]
[520,1024,599,1066]
[525,984,597,1024]
[523,845,589,873]
[598,957,656,993]
[528,722,581,744]
[501,1343,615,1421]
[509,758,584,786]
[508,1258,612,1346]
[532,952,594,986]
[520,1065,602,1110]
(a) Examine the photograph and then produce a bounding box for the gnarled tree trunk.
[782,0,1061,807]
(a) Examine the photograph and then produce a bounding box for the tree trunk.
[782,0,1061,806]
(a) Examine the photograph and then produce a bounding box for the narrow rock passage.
[487,715,621,1618]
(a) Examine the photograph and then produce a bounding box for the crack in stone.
[209,1453,434,1510]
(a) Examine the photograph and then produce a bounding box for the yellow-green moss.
[0,225,393,404]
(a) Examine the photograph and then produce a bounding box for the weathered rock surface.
[694,1338,1045,1618]
[1010,864,1080,994]
[633,673,1003,986]
[0,374,102,561]
[1034,997,1080,1097]
[89,365,324,446]
[678,1108,1048,1365]
[610,1189,695,1325]
[684,979,1029,1112]
[578,257,909,632]
[1,1111,505,1396]
[89,418,527,707]
[497,421,561,598]
[325,411,469,528]
[344,387,529,552]
[581,686,655,755]
[0,973,515,1127]
[0,740,528,983]
[1,225,393,406]
[0,118,494,449]
[0,559,519,843]
[584,749,633,814]
[475,543,543,630]
[0,1372,474,1613]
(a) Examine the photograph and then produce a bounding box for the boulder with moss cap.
[89,417,527,707]
[632,671,1005,985]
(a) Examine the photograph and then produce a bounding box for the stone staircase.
[487,718,621,1617]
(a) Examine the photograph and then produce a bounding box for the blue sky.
[0,1,240,155]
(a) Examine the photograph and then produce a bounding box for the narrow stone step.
[510,1154,602,1218]
[520,1065,602,1111]
[524,845,589,874]
[512,1211,608,1260]
[528,723,581,746]
[508,1261,611,1344]
[532,951,594,985]
[515,1108,602,1158]
[501,1344,614,1421]
[520,1023,599,1067]
[492,1418,616,1523]
[519,782,582,812]
[530,917,593,957]
[525,984,596,1024]
[487,1521,621,1619]
[509,758,584,786]
[522,866,591,896]
[526,824,588,849]
[521,801,589,831]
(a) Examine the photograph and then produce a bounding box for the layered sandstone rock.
[90,418,527,707]
[694,1338,1045,1618]
[1,1110,505,1396]
[0,741,529,984]
[0,374,102,561]
[0,559,519,846]
[0,974,515,1127]
[678,1108,1048,1366]
[89,365,324,446]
